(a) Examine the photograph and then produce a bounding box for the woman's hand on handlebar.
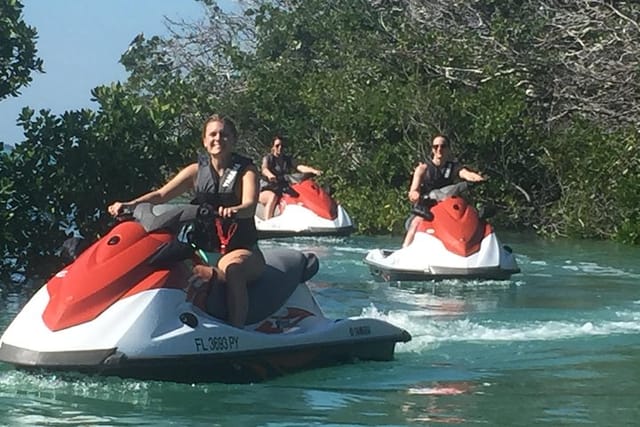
[408,190,421,204]
[108,201,135,218]
[217,206,238,218]
[108,201,126,217]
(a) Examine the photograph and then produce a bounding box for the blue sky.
[0,0,218,146]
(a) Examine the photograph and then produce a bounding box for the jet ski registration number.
[194,336,239,352]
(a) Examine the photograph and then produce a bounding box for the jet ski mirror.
[286,172,315,184]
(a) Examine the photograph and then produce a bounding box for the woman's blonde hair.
[201,114,238,141]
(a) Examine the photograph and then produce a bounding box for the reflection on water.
[402,381,473,424]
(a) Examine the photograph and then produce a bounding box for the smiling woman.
[0,0,209,146]
[107,113,265,328]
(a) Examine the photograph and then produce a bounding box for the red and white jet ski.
[0,203,409,383]
[255,174,354,238]
[364,183,520,281]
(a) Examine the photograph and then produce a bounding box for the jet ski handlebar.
[131,203,205,233]
[284,172,316,184]
[425,182,470,202]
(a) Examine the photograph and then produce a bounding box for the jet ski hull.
[256,178,354,238]
[0,323,409,384]
[364,189,520,282]
[365,248,519,282]
[0,205,409,383]
[0,280,410,383]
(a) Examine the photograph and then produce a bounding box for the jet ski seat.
[205,248,319,325]
[130,204,321,324]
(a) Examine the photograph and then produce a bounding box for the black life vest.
[190,152,257,253]
[263,153,294,181]
[420,158,461,195]
[194,152,252,207]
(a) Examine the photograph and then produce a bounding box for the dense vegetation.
[0,0,42,101]
[1,0,639,282]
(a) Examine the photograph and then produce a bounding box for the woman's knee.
[259,191,270,204]
[221,252,264,282]
[260,189,275,199]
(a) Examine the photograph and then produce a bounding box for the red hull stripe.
[280,180,337,220]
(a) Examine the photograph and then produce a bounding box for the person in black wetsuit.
[107,114,264,328]
[402,134,486,247]
[258,135,322,219]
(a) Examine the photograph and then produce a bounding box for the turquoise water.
[1,233,639,426]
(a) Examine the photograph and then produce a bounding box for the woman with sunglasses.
[402,135,486,247]
[258,135,322,220]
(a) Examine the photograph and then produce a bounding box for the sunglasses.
[432,144,447,150]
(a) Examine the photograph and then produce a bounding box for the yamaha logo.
[221,163,241,189]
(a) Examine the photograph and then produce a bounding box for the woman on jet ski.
[258,135,322,219]
[107,114,265,328]
[402,134,486,247]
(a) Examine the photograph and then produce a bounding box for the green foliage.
[340,185,406,235]
[442,80,553,228]
[0,82,198,280]
[614,132,640,244]
[537,122,640,243]
[0,0,43,100]
[0,151,17,245]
